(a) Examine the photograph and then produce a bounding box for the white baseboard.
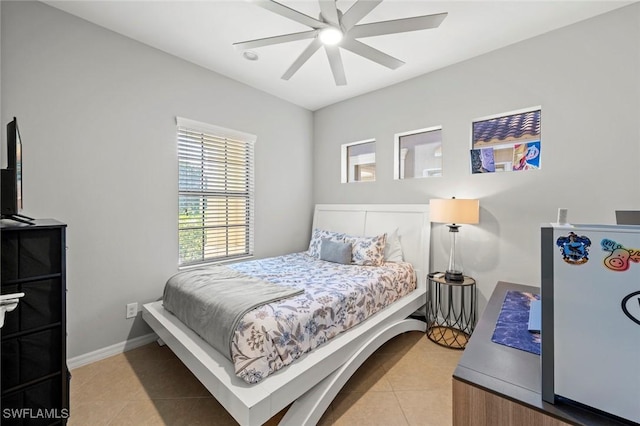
[67,332,158,370]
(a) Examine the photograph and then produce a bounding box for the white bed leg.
[279,318,426,426]
[157,338,166,347]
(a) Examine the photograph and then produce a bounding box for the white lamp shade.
[430,198,479,224]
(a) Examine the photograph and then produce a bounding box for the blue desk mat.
[491,290,541,355]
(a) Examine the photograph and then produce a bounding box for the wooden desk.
[452,281,630,426]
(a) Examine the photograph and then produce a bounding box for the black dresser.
[1,219,69,425]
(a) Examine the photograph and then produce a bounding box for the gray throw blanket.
[163,265,303,359]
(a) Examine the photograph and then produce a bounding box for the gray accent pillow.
[320,238,352,265]
[307,229,346,258]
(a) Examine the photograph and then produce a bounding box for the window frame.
[341,139,376,183]
[176,117,256,267]
[393,126,443,180]
[471,106,541,173]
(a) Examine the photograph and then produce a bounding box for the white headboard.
[312,204,431,283]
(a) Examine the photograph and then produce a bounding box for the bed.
[142,204,430,425]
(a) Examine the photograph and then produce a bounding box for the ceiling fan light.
[319,27,343,45]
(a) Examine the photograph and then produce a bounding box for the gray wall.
[2,1,639,359]
[313,4,640,312]
[1,1,314,358]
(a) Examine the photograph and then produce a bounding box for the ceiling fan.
[234,0,447,86]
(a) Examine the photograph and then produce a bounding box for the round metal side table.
[426,275,476,349]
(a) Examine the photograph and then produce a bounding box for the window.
[471,107,541,173]
[341,140,376,183]
[177,117,255,266]
[394,127,442,179]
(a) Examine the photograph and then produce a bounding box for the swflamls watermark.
[2,408,70,420]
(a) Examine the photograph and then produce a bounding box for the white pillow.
[384,228,404,262]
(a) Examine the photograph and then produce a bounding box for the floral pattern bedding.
[226,252,416,384]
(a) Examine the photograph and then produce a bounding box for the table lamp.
[430,197,479,282]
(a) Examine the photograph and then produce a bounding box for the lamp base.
[445,270,464,282]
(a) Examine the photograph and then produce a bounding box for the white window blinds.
[177,118,255,266]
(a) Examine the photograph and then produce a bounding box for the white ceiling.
[44,0,634,111]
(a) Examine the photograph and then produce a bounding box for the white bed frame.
[142,204,430,425]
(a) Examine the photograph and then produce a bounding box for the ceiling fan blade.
[325,45,347,86]
[318,0,340,26]
[349,12,448,39]
[341,38,404,70]
[282,38,323,80]
[340,0,382,31]
[234,30,319,50]
[250,0,328,29]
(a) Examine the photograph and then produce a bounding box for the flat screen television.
[1,117,33,224]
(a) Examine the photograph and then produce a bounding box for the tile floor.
[69,331,463,425]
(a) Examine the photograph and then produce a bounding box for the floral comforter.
[226,252,416,384]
